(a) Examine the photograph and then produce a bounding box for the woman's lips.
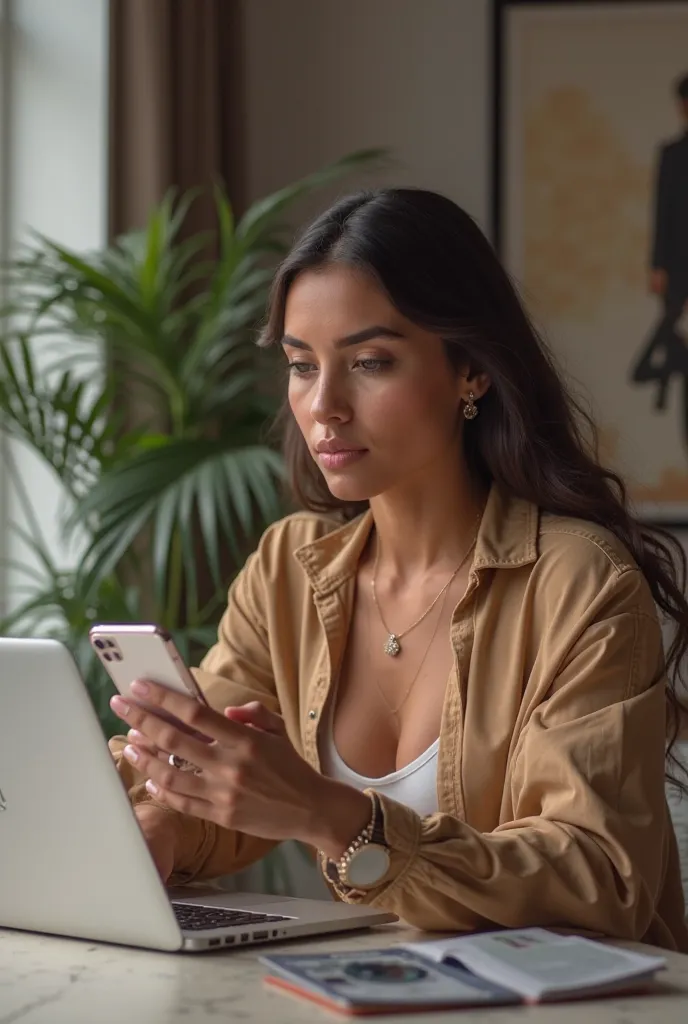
[317,449,368,470]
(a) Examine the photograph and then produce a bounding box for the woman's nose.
[310,372,351,424]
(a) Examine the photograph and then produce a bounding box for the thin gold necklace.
[371,576,452,719]
[370,510,481,657]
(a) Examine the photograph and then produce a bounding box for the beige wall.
[242,0,491,230]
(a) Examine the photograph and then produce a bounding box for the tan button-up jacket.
[111,486,688,951]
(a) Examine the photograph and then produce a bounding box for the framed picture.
[494,1,688,525]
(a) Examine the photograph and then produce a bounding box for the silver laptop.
[0,638,396,952]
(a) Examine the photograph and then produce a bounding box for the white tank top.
[319,694,439,817]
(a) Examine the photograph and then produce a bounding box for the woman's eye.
[288,361,316,375]
[355,358,391,373]
[287,357,391,376]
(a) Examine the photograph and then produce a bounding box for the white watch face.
[345,843,390,888]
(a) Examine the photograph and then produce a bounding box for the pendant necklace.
[370,510,482,658]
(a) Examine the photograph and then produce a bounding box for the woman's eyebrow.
[281,326,405,351]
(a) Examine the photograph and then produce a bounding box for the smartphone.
[89,623,209,707]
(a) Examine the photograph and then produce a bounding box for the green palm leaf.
[73,438,285,607]
[0,337,125,497]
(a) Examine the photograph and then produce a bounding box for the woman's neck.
[368,459,487,583]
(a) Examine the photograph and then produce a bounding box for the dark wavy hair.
[257,187,688,779]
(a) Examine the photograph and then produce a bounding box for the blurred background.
[0,0,686,896]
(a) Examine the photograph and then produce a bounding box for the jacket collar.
[294,484,539,597]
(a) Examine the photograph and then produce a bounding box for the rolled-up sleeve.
[332,570,673,939]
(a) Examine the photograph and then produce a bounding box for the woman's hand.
[110,681,371,858]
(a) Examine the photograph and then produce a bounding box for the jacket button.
[308,709,317,720]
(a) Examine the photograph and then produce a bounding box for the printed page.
[404,927,555,964]
[405,929,665,1001]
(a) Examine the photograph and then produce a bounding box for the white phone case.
[88,623,208,705]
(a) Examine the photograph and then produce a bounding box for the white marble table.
[2,923,688,1024]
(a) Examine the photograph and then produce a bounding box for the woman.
[110,188,688,950]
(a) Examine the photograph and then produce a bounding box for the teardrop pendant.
[384,633,401,657]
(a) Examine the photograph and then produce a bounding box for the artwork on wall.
[494,1,688,524]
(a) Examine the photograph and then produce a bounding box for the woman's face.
[282,264,474,504]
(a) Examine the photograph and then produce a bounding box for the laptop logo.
[0,787,6,811]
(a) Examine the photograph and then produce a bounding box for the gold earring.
[463,391,478,420]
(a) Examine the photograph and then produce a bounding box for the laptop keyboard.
[172,902,290,932]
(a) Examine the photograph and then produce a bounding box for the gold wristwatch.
[324,792,391,890]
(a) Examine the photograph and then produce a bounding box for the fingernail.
[130,680,149,697]
[111,695,130,716]
[145,779,159,795]
[127,729,145,743]
[123,744,139,763]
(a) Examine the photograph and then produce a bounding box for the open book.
[261,928,665,1015]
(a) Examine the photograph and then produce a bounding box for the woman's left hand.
[110,681,370,856]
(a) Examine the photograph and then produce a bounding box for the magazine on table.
[261,927,665,1016]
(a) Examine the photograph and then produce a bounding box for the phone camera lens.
[103,652,112,661]
[94,639,105,649]
[112,651,122,661]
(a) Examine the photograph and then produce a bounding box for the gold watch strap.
[322,792,386,890]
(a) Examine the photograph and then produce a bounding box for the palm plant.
[0,151,383,738]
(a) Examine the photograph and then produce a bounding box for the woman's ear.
[459,371,491,403]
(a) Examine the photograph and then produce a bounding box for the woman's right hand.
[134,803,177,883]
